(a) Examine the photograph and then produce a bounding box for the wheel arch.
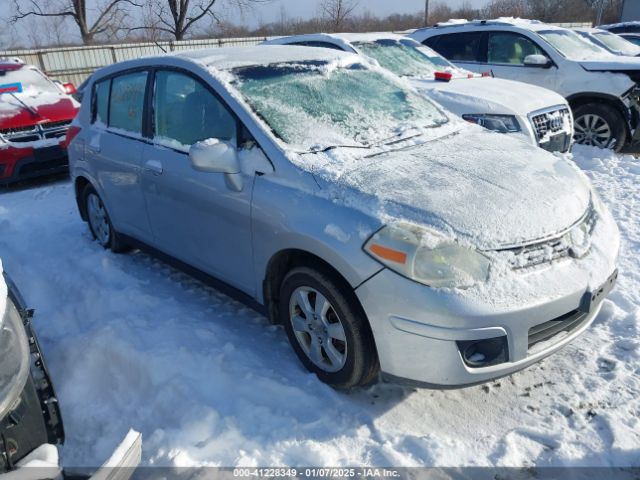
[262,248,371,326]
[567,92,631,131]
[74,175,92,221]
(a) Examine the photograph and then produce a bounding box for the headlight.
[0,296,31,420]
[462,114,521,133]
[364,223,491,288]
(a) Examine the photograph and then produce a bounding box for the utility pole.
[424,0,429,26]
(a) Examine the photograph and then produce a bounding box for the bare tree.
[11,0,142,44]
[320,0,360,31]
[141,0,269,41]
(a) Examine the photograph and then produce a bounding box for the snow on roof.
[326,32,407,42]
[601,21,640,29]
[430,17,568,32]
[175,45,357,71]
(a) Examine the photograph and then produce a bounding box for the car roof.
[174,45,356,70]
[417,17,567,33]
[96,45,359,80]
[574,27,605,34]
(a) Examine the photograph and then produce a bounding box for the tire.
[573,103,627,152]
[82,184,129,253]
[279,265,379,389]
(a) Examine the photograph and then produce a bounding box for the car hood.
[580,57,640,71]
[411,76,567,116]
[0,92,78,129]
[315,126,591,250]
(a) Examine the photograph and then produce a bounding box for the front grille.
[0,120,71,143]
[530,107,572,143]
[502,202,598,270]
[528,309,589,351]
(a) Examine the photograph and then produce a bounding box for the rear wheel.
[82,184,128,253]
[279,266,379,389]
[573,103,626,151]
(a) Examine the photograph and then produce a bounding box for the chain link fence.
[0,36,268,86]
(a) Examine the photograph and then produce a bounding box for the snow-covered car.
[574,27,640,57]
[0,58,79,185]
[410,18,640,151]
[600,21,640,34]
[68,46,620,389]
[0,261,64,473]
[264,33,573,153]
[620,33,640,47]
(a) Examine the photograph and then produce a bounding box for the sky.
[237,0,488,26]
[0,0,490,47]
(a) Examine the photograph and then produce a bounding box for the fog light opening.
[457,336,508,368]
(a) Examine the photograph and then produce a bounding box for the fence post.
[36,51,46,73]
[110,47,117,64]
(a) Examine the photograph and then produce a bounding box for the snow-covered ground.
[0,145,638,468]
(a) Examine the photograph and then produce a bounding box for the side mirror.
[524,54,552,68]
[189,139,243,191]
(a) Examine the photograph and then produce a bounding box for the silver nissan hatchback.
[67,46,620,389]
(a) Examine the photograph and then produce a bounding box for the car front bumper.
[355,205,619,388]
[0,143,68,186]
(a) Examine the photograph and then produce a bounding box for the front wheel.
[573,103,627,152]
[279,266,379,389]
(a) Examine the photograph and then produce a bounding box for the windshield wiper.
[1,92,38,116]
[302,144,371,155]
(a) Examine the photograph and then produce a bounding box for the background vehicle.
[68,46,619,390]
[0,261,64,473]
[265,33,573,152]
[574,27,640,56]
[620,33,640,46]
[600,21,640,34]
[0,260,142,477]
[0,58,79,185]
[410,19,640,151]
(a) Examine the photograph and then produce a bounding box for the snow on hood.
[0,91,79,126]
[0,259,7,321]
[580,57,640,71]
[308,124,591,249]
[412,76,567,116]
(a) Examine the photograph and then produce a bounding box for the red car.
[0,58,79,185]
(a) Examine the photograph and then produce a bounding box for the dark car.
[0,267,64,471]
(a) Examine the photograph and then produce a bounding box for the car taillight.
[63,126,81,149]
[63,82,77,94]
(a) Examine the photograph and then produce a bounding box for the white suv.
[411,18,640,151]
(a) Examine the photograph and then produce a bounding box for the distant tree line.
[1,0,625,49]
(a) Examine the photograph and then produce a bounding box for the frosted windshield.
[354,39,453,77]
[0,67,60,96]
[233,61,448,150]
[539,30,612,60]
[594,31,640,55]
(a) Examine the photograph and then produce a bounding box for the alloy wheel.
[574,113,613,148]
[288,286,348,373]
[87,193,111,246]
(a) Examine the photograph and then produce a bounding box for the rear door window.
[291,41,345,51]
[429,32,483,62]
[109,71,148,134]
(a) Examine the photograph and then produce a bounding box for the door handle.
[144,160,163,175]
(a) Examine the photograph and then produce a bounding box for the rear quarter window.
[92,79,110,125]
[428,32,483,62]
